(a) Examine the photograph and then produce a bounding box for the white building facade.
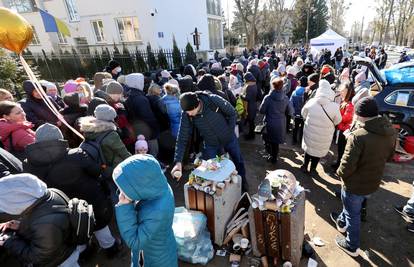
[1,0,224,54]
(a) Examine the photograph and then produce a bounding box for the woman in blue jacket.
[159,83,182,138]
[113,154,177,267]
[290,76,307,144]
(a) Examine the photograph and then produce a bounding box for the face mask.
[115,67,122,73]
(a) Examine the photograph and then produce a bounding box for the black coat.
[23,140,113,230]
[125,89,160,139]
[241,84,258,121]
[60,105,87,148]
[259,90,294,144]
[19,97,59,129]
[3,190,75,267]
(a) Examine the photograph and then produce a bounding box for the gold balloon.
[0,7,33,54]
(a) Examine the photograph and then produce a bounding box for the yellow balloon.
[0,7,33,54]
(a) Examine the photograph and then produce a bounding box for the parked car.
[355,57,414,141]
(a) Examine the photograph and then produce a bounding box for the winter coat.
[3,189,75,267]
[114,155,177,267]
[59,105,87,148]
[286,74,298,97]
[160,95,182,137]
[80,117,131,168]
[125,89,160,140]
[0,119,35,152]
[301,84,342,157]
[337,116,396,195]
[247,65,263,100]
[260,90,294,144]
[197,74,228,100]
[23,139,113,229]
[147,94,170,132]
[178,75,197,93]
[112,102,136,148]
[0,147,22,178]
[19,97,59,129]
[241,84,258,121]
[174,93,237,163]
[337,102,354,132]
[220,79,237,107]
[290,86,306,116]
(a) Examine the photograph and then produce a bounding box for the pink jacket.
[0,119,35,152]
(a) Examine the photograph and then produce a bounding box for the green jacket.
[80,117,131,168]
[337,116,396,195]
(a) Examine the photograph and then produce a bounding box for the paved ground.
[75,132,414,267]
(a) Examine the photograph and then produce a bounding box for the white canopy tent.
[310,29,347,55]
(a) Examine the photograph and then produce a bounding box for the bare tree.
[328,0,348,35]
[234,0,261,49]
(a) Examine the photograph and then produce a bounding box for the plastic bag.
[173,207,214,265]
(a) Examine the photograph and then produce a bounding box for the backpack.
[79,131,112,168]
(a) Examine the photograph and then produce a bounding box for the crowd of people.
[0,44,402,266]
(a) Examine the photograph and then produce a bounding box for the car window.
[385,90,414,107]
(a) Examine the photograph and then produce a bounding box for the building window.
[57,32,68,44]
[3,0,36,13]
[206,0,221,16]
[208,18,223,49]
[30,26,40,45]
[64,0,80,22]
[91,20,106,43]
[115,17,141,42]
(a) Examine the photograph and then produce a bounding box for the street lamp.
[191,27,201,50]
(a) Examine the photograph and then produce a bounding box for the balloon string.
[19,54,85,140]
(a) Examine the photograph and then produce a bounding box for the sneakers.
[330,212,347,233]
[335,236,359,257]
[394,206,414,222]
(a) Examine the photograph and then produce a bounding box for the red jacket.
[337,102,354,132]
[0,119,35,152]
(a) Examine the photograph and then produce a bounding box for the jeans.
[338,188,368,250]
[403,181,414,214]
[202,135,248,191]
[335,61,342,71]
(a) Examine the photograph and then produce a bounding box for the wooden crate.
[249,191,305,266]
[184,181,241,246]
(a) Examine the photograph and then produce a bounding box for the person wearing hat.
[330,96,396,257]
[23,123,123,258]
[171,91,248,192]
[40,80,64,109]
[0,173,80,266]
[93,72,113,92]
[79,104,131,170]
[104,60,122,80]
[241,72,258,140]
[19,80,60,129]
[305,73,320,102]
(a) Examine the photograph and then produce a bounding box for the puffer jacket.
[241,83,258,121]
[160,95,182,137]
[337,101,354,132]
[302,82,342,157]
[3,189,75,267]
[114,155,177,267]
[0,119,35,152]
[79,117,131,168]
[23,140,113,229]
[174,93,236,163]
[290,86,305,116]
[338,116,396,195]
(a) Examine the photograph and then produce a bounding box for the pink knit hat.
[63,80,79,94]
[135,135,148,152]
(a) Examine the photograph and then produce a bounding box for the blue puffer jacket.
[290,86,305,116]
[114,155,177,267]
[160,95,182,137]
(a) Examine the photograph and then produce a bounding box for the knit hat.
[277,63,286,74]
[40,80,57,91]
[286,65,297,76]
[320,65,333,76]
[117,75,126,85]
[106,81,123,95]
[355,71,366,83]
[35,123,64,143]
[244,72,256,82]
[236,63,244,72]
[63,80,79,94]
[211,62,221,69]
[63,92,80,107]
[180,92,200,111]
[0,173,47,215]
[161,70,171,79]
[135,135,148,151]
[94,72,112,90]
[94,104,117,122]
[355,96,378,118]
[108,60,120,71]
[308,73,319,84]
[125,73,144,91]
[166,79,179,87]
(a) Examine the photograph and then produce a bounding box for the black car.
[355,57,414,140]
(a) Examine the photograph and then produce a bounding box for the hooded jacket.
[337,116,396,195]
[19,81,60,129]
[260,90,294,144]
[0,174,75,267]
[160,94,182,137]
[290,86,306,116]
[197,74,228,100]
[79,117,131,168]
[23,140,113,229]
[0,119,35,152]
[301,80,342,157]
[113,155,177,267]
